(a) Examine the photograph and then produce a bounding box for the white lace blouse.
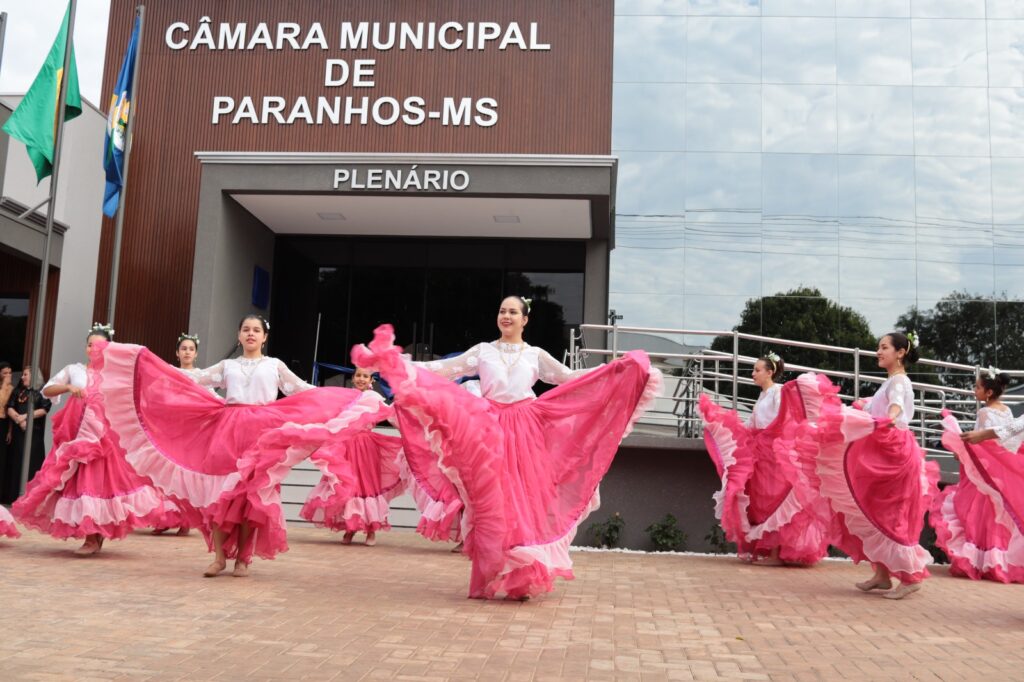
[420,342,587,404]
[981,407,1024,454]
[865,374,914,429]
[746,384,781,429]
[191,357,312,405]
[177,367,221,397]
[43,363,89,404]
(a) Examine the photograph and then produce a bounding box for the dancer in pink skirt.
[933,370,1024,582]
[297,367,406,546]
[92,315,384,577]
[0,504,19,539]
[793,332,940,599]
[353,297,663,600]
[700,354,833,566]
[13,325,176,555]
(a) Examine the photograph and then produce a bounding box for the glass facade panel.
[911,19,988,86]
[610,3,1024,355]
[836,19,912,86]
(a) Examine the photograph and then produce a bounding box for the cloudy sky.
[0,1,112,107]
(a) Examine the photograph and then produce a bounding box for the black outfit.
[4,385,51,503]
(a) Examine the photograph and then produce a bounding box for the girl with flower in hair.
[353,296,663,600]
[789,332,940,599]
[13,324,176,555]
[91,314,386,577]
[699,353,834,566]
[933,369,1024,582]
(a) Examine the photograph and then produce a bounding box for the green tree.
[710,287,877,397]
[895,291,1024,388]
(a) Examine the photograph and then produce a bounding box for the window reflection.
[836,0,909,17]
[611,247,685,294]
[687,17,760,83]
[912,19,988,86]
[992,159,1024,224]
[614,0,688,15]
[763,18,836,84]
[913,87,990,157]
[687,0,761,15]
[616,151,686,218]
[911,0,985,18]
[611,292,684,329]
[763,0,835,16]
[989,88,1024,157]
[837,85,913,154]
[763,154,838,220]
[987,20,1024,87]
[685,225,763,295]
[613,83,687,151]
[686,152,762,223]
[995,269,1024,300]
[915,156,992,223]
[763,84,837,152]
[613,16,685,83]
[686,84,761,152]
[840,258,916,297]
[837,298,915,337]
[987,1,1024,19]
[836,19,912,85]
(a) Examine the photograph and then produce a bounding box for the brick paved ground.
[1,527,1022,681]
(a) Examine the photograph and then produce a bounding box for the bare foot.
[151,527,169,536]
[883,582,921,600]
[855,576,893,592]
[755,556,784,567]
[364,531,376,547]
[175,527,191,536]
[341,531,355,545]
[451,541,464,554]
[232,560,250,577]
[203,559,227,577]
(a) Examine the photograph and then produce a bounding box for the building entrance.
[271,236,586,380]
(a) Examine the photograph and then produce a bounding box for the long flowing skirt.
[353,324,663,599]
[399,408,464,542]
[290,427,406,533]
[790,378,940,583]
[93,342,385,561]
[0,504,20,538]
[930,411,1024,583]
[12,383,177,540]
[699,374,834,565]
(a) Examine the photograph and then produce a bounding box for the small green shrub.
[645,514,687,552]
[588,512,625,548]
[705,523,736,555]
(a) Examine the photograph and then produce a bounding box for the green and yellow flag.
[2,2,81,183]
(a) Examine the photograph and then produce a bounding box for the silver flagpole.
[0,13,8,77]
[106,4,145,326]
[20,0,78,496]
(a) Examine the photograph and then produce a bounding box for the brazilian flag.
[2,1,81,183]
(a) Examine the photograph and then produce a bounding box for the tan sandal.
[855,577,893,592]
[882,582,921,600]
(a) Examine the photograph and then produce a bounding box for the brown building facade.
[98,1,616,370]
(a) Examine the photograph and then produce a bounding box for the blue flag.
[103,16,140,217]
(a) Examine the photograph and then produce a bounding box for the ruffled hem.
[698,395,753,544]
[811,390,936,583]
[0,507,20,539]
[301,484,403,533]
[408,479,463,542]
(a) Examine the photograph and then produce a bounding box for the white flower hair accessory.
[520,296,533,314]
[177,332,200,346]
[765,351,781,364]
[906,331,920,348]
[985,365,1000,380]
[89,322,115,338]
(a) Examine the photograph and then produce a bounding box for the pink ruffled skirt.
[792,379,940,583]
[699,374,833,565]
[399,408,464,542]
[931,412,1024,583]
[12,384,178,540]
[93,342,383,562]
[0,505,20,539]
[353,324,663,599]
[297,430,406,533]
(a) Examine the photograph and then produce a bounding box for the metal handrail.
[568,320,1023,471]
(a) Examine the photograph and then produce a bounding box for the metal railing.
[568,321,1024,464]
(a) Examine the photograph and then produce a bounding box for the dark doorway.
[0,296,29,368]
[271,237,586,379]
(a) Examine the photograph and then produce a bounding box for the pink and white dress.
[293,391,407,533]
[353,324,662,600]
[793,374,940,583]
[699,375,833,565]
[932,408,1024,583]
[91,342,385,562]
[0,504,19,538]
[12,362,178,540]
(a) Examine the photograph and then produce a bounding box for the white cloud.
[0,1,111,107]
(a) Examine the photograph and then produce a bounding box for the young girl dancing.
[700,354,833,566]
[297,367,406,546]
[793,332,940,599]
[13,325,175,555]
[933,370,1024,582]
[91,315,385,577]
[353,297,662,600]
